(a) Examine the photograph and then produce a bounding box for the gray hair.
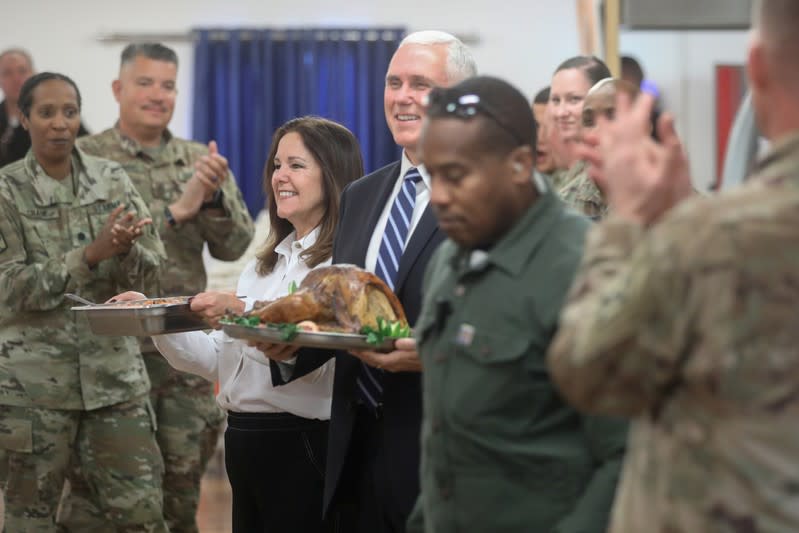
[120,43,178,68]
[0,48,34,70]
[399,30,477,84]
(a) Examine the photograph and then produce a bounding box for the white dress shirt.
[152,228,334,419]
[364,151,431,274]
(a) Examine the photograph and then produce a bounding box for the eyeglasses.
[424,91,527,146]
[581,106,616,128]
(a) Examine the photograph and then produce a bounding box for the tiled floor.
[197,449,234,533]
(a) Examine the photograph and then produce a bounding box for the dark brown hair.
[554,55,611,87]
[256,116,363,275]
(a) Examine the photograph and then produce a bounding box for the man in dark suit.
[264,30,477,533]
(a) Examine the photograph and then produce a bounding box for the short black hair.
[533,86,550,105]
[120,43,178,68]
[554,56,611,87]
[621,56,644,86]
[426,75,537,157]
[18,72,81,118]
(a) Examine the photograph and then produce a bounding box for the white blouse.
[152,228,334,419]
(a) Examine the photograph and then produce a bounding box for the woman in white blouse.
[117,116,363,532]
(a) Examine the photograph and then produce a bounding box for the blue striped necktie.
[356,167,422,410]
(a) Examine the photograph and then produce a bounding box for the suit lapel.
[394,205,438,292]
[350,162,401,265]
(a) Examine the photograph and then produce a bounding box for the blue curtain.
[192,28,405,217]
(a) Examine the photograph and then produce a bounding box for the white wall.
[0,0,750,190]
[620,30,751,189]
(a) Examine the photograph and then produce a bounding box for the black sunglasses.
[425,91,526,146]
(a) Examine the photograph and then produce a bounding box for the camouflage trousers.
[0,396,168,533]
[59,354,223,533]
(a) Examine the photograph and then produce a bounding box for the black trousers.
[224,411,330,533]
[329,406,407,533]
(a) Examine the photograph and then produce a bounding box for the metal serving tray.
[222,323,396,352]
[72,297,208,336]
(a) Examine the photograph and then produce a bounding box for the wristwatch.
[201,189,224,210]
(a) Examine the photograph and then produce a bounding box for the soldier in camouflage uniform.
[59,44,255,533]
[556,79,640,221]
[553,160,607,220]
[547,1,799,531]
[0,73,168,532]
[549,56,612,220]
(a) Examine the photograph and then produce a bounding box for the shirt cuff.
[65,247,98,286]
[116,241,142,272]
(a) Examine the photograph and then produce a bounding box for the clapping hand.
[168,140,229,224]
[193,140,229,201]
[84,205,152,267]
[577,93,694,226]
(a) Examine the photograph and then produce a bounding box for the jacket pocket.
[443,329,533,427]
[457,329,529,365]
[19,210,60,259]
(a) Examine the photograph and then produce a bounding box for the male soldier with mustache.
[58,43,255,533]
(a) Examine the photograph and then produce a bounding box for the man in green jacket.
[407,75,627,533]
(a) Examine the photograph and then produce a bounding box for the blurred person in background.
[0,48,88,167]
[549,56,611,219]
[531,86,558,180]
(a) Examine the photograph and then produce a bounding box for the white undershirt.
[152,228,334,418]
[364,151,431,274]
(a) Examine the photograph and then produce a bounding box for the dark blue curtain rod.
[96,30,480,45]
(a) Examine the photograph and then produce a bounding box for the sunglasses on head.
[425,91,526,145]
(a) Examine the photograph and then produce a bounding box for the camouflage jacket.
[547,131,799,532]
[0,149,166,410]
[77,127,255,300]
[555,161,608,221]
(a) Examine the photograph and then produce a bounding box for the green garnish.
[220,316,300,341]
[288,280,298,294]
[273,322,300,341]
[226,315,260,327]
[360,316,411,346]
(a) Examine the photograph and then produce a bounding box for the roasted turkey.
[248,264,407,332]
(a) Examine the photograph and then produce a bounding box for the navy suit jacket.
[271,160,445,519]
